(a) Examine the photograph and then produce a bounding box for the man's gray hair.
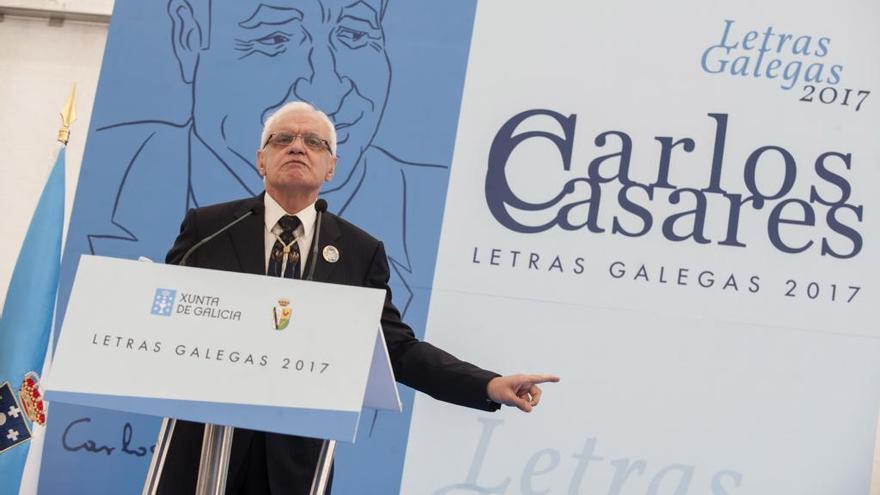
[261,102,338,156]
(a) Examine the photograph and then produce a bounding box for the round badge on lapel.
[322,245,340,263]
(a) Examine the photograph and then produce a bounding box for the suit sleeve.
[165,208,199,265]
[365,242,501,412]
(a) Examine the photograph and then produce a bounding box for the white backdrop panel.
[402,0,880,493]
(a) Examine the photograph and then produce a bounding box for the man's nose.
[285,136,308,154]
[293,43,353,116]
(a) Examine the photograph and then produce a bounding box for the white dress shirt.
[263,192,317,276]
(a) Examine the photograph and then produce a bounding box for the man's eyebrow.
[239,4,305,29]
[338,1,380,30]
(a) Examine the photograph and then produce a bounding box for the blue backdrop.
[44,1,477,493]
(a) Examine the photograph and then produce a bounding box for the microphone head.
[315,199,328,213]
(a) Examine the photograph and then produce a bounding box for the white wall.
[2,0,112,16]
[0,7,109,311]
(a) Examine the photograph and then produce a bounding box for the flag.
[0,140,66,494]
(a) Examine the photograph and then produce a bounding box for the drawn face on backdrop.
[171,0,390,191]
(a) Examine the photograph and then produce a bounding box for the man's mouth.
[283,159,308,168]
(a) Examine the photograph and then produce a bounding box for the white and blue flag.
[0,145,65,494]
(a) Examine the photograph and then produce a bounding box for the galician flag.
[0,86,74,495]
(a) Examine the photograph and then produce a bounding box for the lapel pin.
[322,245,340,263]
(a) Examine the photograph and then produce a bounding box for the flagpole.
[57,84,76,146]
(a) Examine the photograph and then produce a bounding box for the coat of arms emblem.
[273,298,292,330]
[18,371,46,426]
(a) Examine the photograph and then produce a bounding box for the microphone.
[305,199,328,280]
[179,208,257,266]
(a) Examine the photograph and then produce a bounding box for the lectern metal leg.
[142,417,176,495]
[195,424,235,495]
[308,440,336,495]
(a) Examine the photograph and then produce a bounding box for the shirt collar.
[264,191,317,236]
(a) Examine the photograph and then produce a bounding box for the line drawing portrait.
[88,0,447,315]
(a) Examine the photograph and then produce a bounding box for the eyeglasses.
[264,133,332,154]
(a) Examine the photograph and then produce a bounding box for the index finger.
[525,374,560,384]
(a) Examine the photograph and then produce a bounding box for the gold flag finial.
[57,84,77,145]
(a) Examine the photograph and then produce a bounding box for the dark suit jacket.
[156,194,499,495]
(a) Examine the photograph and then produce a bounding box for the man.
[157,101,559,494]
[54,2,487,492]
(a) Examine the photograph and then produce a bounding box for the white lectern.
[45,255,402,495]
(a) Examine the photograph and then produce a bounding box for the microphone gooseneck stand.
[306,199,335,495]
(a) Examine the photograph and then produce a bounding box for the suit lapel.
[228,195,267,276]
[308,212,342,282]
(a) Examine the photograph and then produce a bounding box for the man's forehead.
[272,111,330,134]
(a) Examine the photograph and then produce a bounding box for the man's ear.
[325,156,337,181]
[256,150,266,177]
[168,0,204,84]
